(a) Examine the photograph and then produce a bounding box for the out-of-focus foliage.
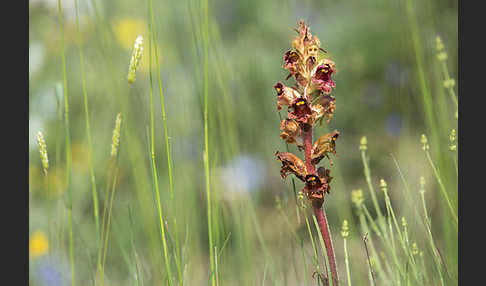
[29,0,457,284]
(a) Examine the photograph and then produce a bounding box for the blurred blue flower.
[219,155,266,196]
[32,256,67,286]
[385,112,402,137]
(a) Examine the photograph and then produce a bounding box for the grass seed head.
[36,131,49,176]
[127,35,144,84]
[111,113,122,158]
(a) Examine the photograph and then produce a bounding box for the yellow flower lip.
[296,100,305,106]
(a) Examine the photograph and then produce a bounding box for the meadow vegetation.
[29,0,457,284]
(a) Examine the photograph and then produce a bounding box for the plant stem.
[314,207,339,286]
[58,0,74,284]
[343,237,351,286]
[73,0,101,273]
[303,126,339,286]
[303,128,315,175]
[202,0,215,284]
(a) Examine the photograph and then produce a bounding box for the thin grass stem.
[425,151,458,227]
[58,0,74,284]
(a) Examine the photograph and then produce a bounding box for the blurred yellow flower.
[112,18,163,73]
[113,18,147,50]
[30,231,49,259]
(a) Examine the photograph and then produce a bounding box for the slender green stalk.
[148,1,182,283]
[128,205,144,286]
[68,210,75,286]
[404,0,439,143]
[419,181,445,286]
[363,235,377,286]
[101,166,119,274]
[360,147,388,241]
[304,215,321,279]
[147,9,174,285]
[357,209,394,284]
[425,151,458,227]
[343,238,351,286]
[73,0,101,274]
[202,0,215,284]
[149,0,174,200]
[58,0,74,284]
[361,204,404,281]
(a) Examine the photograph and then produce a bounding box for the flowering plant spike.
[274,21,340,285]
[275,21,338,208]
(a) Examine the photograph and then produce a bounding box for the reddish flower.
[288,97,313,124]
[275,151,307,181]
[284,50,301,74]
[274,82,301,110]
[303,174,328,208]
[312,63,336,94]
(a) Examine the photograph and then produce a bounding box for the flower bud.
[421,134,429,151]
[360,136,367,151]
[341,219,349,238]
[351,189,364,207]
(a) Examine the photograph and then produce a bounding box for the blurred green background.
[29,0,457,284]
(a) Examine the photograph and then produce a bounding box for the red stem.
[304,127,339,286]
[314,207,339,286]
[304,128,315,174]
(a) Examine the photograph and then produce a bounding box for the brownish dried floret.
[275,151,307,181]
[280,118,304,149]
[309,104,325,125]
[317,94,336,123]
[292,20,321,59]
[311,130,340,165]
[317,167,333,194]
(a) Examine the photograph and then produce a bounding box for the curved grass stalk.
[420,183,445,286]
[148,1,183,283]
[424,151,458,227]
[73,0,101,272]
[202,0,215,284]
[147,10,174,285]
[360,149,388,240]
[57,0,75,284]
